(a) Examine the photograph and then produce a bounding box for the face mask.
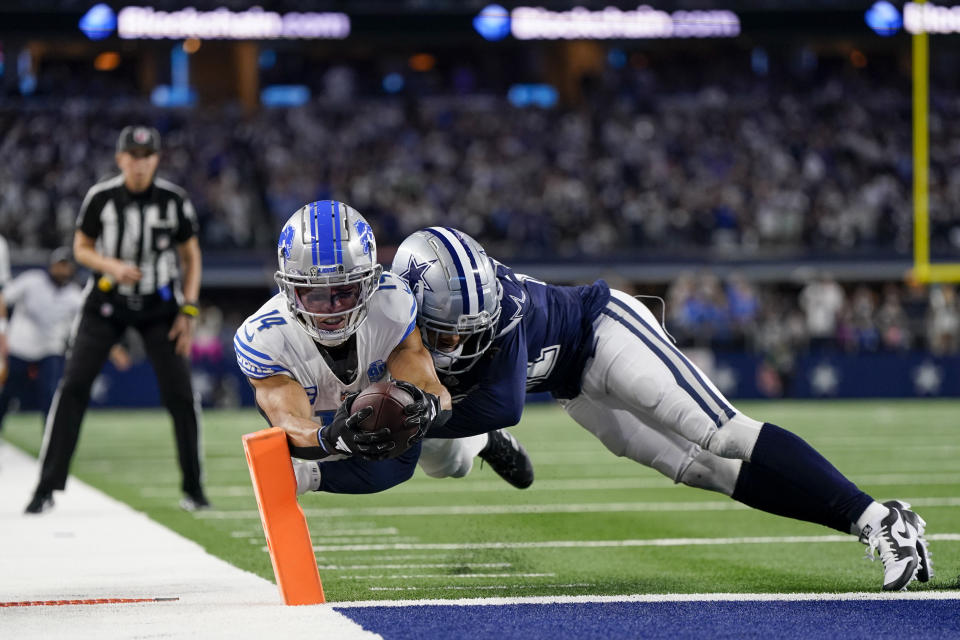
[431,343,464,369]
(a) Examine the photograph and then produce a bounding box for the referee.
[25,126,209,514]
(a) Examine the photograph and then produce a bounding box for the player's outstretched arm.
[387,328,452,409]
[386,328,452,437]
[250,374,325,448]
[250,374,393,460]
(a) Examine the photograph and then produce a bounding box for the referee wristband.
[179,302,199,318]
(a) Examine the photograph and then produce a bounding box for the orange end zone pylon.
[242,427,325,605]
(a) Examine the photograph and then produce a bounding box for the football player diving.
[234,201,532,496]
[391,226,931,592]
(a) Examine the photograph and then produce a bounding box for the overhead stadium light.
[79,4,117,41]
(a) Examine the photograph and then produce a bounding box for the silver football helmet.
[392,227,501,374]
[276,200,382,346]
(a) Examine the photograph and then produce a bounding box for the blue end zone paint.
[337,600,960,640]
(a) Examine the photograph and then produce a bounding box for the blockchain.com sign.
[474,4,740,41]
[80,4,350,40]
[865,1,960,35]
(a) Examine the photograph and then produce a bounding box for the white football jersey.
[234,271,417,425]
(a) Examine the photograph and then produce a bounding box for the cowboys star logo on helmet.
[400,255,436,294]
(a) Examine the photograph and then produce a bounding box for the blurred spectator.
[754,298,806,397]
[849,285,880,352]
[799,273,845,351]
[725,273,760,347]
[875,284,911,351]
[927,285,960,355]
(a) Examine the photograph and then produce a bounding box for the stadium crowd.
[664,274,959,356]
[2,57,960,262]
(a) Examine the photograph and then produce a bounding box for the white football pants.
[562,290,764,496]
[418,433,488,479]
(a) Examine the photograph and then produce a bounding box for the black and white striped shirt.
[77,175,198,297]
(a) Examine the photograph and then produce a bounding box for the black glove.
[392,380,451,444]
[320,391,397,460]
[287,392,396,461]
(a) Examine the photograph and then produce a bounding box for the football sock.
[855,502,891,536]
[748,423,875,526]
[732,461,851,533]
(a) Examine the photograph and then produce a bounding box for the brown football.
[349,381,418,458]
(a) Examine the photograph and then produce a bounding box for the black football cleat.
[179,489,212,512]
[479,429,534,489]
[25,490,55,515]
[884,500,933,582]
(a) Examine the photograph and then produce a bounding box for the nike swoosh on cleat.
[890,518,916,549]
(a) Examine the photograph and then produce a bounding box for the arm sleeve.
[174,196,199,242]
[318,440,422,494]
[430,324,529,439]
[76,187,103,238]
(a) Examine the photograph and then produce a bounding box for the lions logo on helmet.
[392,227,502,374]
[275,201,383,346]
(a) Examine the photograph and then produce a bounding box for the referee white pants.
[561,290,764,496]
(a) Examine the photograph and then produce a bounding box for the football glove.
[392,380,452,443]
[288,392,394,461]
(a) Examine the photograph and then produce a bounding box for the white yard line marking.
[311,529,400,538]
[318,553,451,562]
[309,532,960,553]
[196,496,960,519]
[143,473,960,499]
[366,584,592,593]
[334,591,960,606]
[318,563,512,570]
[258,536,423,549]
[338,573,556,580]
[143,486,253,498]
[401,477,676,492]
[398,473,960,493]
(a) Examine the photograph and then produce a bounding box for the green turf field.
[3,400,958,601]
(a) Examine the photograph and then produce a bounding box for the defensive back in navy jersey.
[431,260,609,438]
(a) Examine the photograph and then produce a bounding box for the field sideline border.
[333,591,960,608]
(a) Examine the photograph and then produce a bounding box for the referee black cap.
[117,125,161,154]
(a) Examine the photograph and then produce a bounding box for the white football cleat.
[861,504,920,591]
[884,500,933,582]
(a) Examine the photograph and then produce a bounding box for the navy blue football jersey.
[431,262,609,439]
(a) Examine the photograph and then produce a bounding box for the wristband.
[0,318,7,333]
[317,427,332,454]
[179,303,199,317]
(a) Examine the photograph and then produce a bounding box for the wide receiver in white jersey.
[234,200,529,494]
